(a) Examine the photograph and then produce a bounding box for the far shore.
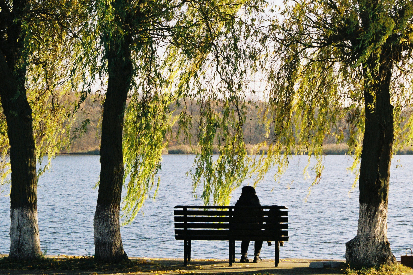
[59,143,413,156]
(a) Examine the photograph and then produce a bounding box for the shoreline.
[0,254,348,274]
[1,255,412,274]
[59,143,413,156]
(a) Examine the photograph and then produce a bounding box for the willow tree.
[265,0,413,267]
[0,0,89,260]
[93,0,181,262]
[92,0,268,261]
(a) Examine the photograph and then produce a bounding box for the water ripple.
[0,155,412,261]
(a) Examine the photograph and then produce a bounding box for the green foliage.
[122,92,175,224]
[0,0,92,185]
[167,0,266,205]
[345,262,412,275]
[0,108,9,187]
[257,0,413,187]
[27,1,93,175]
[190,98,250,205]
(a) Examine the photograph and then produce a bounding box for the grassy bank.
[164,144,352,155]
[61,143,413,156]
[0,255,194,274]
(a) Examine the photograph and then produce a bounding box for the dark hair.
[241,186,256,195]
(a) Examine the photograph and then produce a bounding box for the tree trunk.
[93,27,132,262]
[1,0,41,257]
[0,51,42,260]
[345,56,396,268]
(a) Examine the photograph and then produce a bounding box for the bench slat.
[262,216,288,223]
[175,236,289,242]
[175,230,289,241]
[174,209,288,217]
[174,216,288,224]
[175,205,288,209]
[174,222,288,230]
[175,229,229,237]
[175,229,288,240]
[175,222,230,229]
[175,216,232,223]
[174,210,233,216]
[174,217,288,226]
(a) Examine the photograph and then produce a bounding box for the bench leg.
[184,240,187,266]
[188,240,191,262]
[229,240,235,266]
[232,240,235,263]
[274,241,280,267]
[184,240,191,266]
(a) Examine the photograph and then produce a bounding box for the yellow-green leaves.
[0,0,90,181]
[0,108,10,188]
[191,98,250,206]
[263,0,413,189]
[122,92,174,224]
[165,0,267,205]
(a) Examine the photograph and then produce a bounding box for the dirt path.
[146,258,347,274]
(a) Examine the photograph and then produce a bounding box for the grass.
[345,263,412,275]
[62,143,413,156]
[2,255,411,274]
[166,143,352,155]
[0,255,186,274]
[68,143,413,156]
[166,144,201,154]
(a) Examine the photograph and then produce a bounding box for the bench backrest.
[174,205,288,242]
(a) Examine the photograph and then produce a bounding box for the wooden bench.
[174,205,288,266]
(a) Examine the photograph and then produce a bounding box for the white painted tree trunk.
[9,207,42,259]
[346,203,396,267]
[94,204,127,262]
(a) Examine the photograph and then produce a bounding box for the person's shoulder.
[252,196,261,206]
[235,197,246,206]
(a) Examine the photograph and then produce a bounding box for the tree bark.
[345,54,396,268]
[93,21,133,262]
[0,51,41,260]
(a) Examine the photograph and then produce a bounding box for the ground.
[2,255,413,275]
[0,255,349,274]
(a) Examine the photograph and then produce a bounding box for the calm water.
[0,155,412,260]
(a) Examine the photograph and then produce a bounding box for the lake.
[0,155,412,261]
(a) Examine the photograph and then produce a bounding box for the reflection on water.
[0,155,412,260]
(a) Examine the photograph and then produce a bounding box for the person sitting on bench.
[234,186,263,263]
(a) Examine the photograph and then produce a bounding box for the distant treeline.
[61,96,413,155]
